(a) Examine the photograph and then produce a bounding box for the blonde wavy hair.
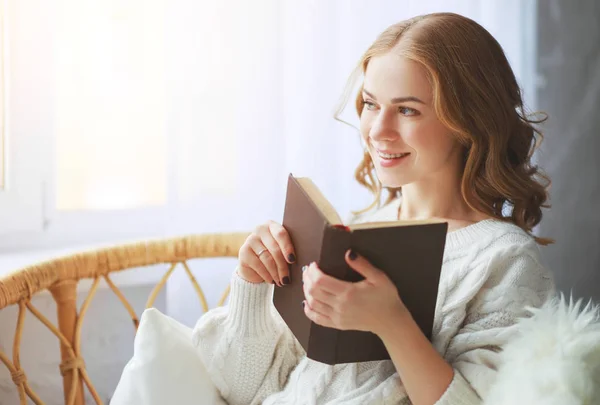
[335,12,552,244]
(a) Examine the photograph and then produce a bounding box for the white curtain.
[162,0,537,326]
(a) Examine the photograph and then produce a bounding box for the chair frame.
[0,232,249,405]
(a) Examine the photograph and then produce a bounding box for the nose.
[368,109,399,143]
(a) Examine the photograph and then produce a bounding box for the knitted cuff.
[435,370,482,405]
[225,270,278,338]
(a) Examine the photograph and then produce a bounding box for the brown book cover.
[272,174,447,365]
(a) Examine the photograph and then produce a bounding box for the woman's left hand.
[302,250,409,336]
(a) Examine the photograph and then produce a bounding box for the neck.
[397,172,475,222]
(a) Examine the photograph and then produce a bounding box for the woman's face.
[359,53,463,188]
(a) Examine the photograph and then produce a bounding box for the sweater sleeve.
[191,269,304,405]
[434,244,556,405]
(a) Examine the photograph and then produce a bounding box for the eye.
[363,100,377,111]
[399,106,418,116]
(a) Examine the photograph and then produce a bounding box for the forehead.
[363,53,432,103]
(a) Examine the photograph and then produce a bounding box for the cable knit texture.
[192,199,555,404]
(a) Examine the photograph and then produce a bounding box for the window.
[55,0,167,211]
[0,0,246,251]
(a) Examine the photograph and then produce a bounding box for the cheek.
[359,113,372,140]
[401,123,432,150]
[403,122,452,156]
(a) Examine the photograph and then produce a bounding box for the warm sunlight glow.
[55,0,167,210]
[172,1,243,202]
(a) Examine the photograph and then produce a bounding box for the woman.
[192,12,555,405]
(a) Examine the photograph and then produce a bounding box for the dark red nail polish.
[288,253,296,263]
[349,250,357,260]
[282,276,290,285]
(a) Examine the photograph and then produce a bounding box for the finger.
[303,282,336,304]
[303,300,334,328]
[268,221,296,263]
[239,262,273,285]
[251,239,282,286]
[303,268,336,303]
[240,239,274,284]
[305,296,333,319]
[260,231,291,286]
[305,262,348,295]
[304,291,335,314]
[345,250,384,282]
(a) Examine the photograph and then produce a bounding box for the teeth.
[378,151,409,159]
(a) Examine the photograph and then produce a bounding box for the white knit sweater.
[192,201,555,404]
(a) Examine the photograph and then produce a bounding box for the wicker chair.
[0,232,249,405]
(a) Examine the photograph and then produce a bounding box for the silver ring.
[256,248,268,257]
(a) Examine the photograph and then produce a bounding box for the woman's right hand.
[237,220,296,286]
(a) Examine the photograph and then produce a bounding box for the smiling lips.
[375,150,411,168]
[377,150,410,159]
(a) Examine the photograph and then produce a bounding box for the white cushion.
[110,308,225,405]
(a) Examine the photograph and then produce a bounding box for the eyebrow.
[362,89,425,104]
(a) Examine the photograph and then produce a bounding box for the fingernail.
[282,276,290,285]
[302,265,307,272]
[288,253,296,263]
[271,280,276,285]
[349,250,357,261]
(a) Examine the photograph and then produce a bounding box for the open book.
[272,174,448,365]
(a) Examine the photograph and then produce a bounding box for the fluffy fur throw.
[485,295,600,405]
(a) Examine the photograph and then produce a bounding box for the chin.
[375,170,409,189]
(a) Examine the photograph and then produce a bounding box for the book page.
[348,218,444,230]
[296,177,343,225]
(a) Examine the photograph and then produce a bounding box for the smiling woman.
[339,14,550,244]
[0,2,548,404]
[117,11,556,405]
